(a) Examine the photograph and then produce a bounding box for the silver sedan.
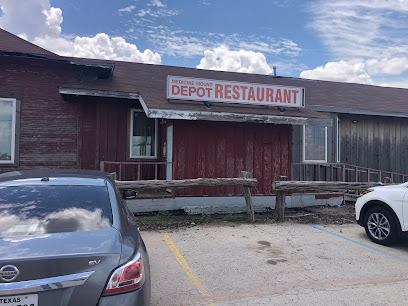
[0,170,150,306]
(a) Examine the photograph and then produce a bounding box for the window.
[0,185,112,236]
[0,98,16,164]
[129,109,157,158]
[303,125,327,162]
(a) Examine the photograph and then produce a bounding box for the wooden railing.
[343,164,407,184]
[292,163,408,184]
[100,161,173,181]
[272,179,384,221]
[292,163,345,182]
[115,171,257,222]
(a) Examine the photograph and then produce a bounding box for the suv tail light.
[103,252,145,295]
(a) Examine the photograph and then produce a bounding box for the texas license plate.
[0,294,38,306]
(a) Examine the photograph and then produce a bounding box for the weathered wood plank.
[59,87,140,100]
[147,108,332,126]
[116,177,258,190]
[272,180,383,192]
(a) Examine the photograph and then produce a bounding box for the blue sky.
[1,0,408,88]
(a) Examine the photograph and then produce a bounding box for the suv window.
[0,185,113,236]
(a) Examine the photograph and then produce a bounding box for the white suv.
[355,183,408,245]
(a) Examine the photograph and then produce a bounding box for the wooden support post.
[241,171,255,223]
[100,161,105,172]
[110,172,117,181]
[275,176,288,222]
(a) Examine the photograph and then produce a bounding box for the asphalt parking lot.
[142,223,408,305]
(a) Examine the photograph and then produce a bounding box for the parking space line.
[162,233,216,305]
[309,225,408,263]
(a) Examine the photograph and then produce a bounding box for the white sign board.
[167,75,305,108]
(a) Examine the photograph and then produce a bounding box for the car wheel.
[364,206,399,245]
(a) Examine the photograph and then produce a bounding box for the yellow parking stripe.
[162,232,215,306]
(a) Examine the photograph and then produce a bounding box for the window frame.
[0,98,17,165]
[129,109,158,159]
[302,125,327,163]
[336,117,341,163]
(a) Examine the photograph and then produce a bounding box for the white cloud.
[139,24,302,61]
[118,5,136,13]
[134,0,179,18]
[304,1,408,87]
[33,33,161,64]
[308,0,408,59]
[300,57,408,86]
[273,0,289,7]
[136,8,179,18]
[365,58,408,75]
[0,0,161,64]
[300,60,373,84]
[147,0,166,7]
[237,38,301,57]
[197,46,273,75]
[377,80,408,89]
[0,0,62,40]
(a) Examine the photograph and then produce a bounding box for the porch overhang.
[309,105,408,119]
[58,87,332,127]
[146,108,333,127]
[59,87,140,100]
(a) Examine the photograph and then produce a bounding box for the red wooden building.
[9,28,408,211]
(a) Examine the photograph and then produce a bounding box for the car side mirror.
[123,189,137,199]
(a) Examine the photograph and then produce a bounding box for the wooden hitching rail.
[272,179,385,222]
[115,172,257,222]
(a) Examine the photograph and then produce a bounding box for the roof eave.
[309,105,408,118]
[59,87,140,100]
[147,108,333,127]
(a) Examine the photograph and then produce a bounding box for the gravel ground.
[135,202,356,231]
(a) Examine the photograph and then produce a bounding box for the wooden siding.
[173,121,291,196]
[79,97,166,180]
[0,57,80,173]
[339,114,408,174]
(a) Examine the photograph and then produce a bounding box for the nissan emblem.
[0,265,20,282]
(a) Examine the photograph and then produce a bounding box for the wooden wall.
[78,97,167,180]
[339,114,408,174]
[0,56,80,173]
[173,120,291,196]
[79,97,129,170]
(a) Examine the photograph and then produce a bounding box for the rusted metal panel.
[173,120,292,196]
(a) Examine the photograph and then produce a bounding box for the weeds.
[198,212,211,223]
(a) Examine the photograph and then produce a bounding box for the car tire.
[364,206,399,246]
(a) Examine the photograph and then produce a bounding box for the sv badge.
[89,260,101,266]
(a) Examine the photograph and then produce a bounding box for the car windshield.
[0,185,113,236]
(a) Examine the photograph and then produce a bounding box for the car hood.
[370,183,408,191]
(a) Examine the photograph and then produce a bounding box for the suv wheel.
[364,206,398,245]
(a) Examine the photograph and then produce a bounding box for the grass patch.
[134,211,273,230]
[194,212,211,223]
[223,213,246,222]
[136,211,178,223]
[134,204,356,231]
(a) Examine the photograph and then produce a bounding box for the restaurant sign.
[167,75,305,108]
